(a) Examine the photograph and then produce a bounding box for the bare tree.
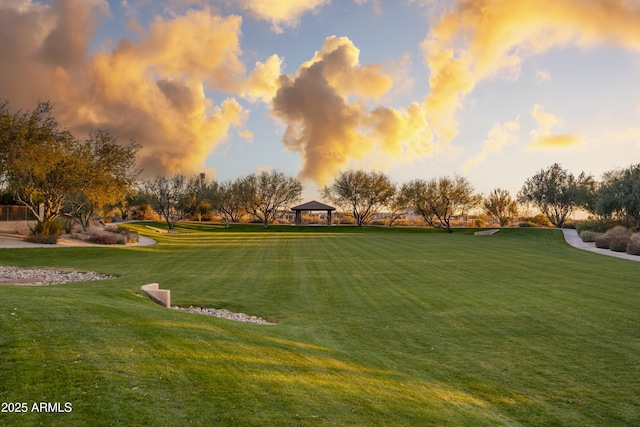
[322,170,395,226]
[403,175,481,232]
[144,174,204,230]
[483,188,519,227]
[239,170,303,229]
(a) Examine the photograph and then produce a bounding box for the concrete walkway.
[561,228,640,262]
[0,233,156,248]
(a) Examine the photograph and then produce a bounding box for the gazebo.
[291,201,336,226]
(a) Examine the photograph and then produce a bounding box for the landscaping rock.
[0,266,112,285]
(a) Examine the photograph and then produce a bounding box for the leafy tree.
[1,100,82,234]
[207,179,246,228]
[517,163,590,228]
[321,170,395,226]
[596,164,640,229]
[483,188,519,227]
[402,175,481,232]
[239,170,303,229]
[65,130,140,230]
[143,174,204,230]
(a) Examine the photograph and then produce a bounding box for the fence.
[0,205,38,222]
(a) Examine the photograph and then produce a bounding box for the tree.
[1,100,82,234]
[385,186,411,227]
[596,164,640,229]
[144,174,204,230]
[403,175,481,232]
[207,179,246,228]
[483,188,519,227]
[65,130,140,230]
[321,170,395,226]
[517,163,590,228]
[239,170,302,229]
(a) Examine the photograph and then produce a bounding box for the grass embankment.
[1,224,639,426]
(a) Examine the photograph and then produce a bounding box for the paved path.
[561,228,640,262]
[0,233,156,248]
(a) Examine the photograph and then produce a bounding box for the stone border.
[141,282,276,324]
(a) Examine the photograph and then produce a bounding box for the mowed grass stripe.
[1,224,639,425]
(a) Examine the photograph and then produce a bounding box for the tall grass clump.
[626,233,640,255]
[595,226,631,250]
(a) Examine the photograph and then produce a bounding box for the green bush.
[626,234,640,256]
[579,230,601,242]
[27,219,64,244]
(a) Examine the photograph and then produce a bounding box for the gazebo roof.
[291,200,336,211]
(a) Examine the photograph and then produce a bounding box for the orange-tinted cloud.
[0,1,256,177]
[238,0,329,33]
[422,0,640,144]
[272,36,430,185]
[528,104,580,149]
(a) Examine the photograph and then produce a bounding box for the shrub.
[605,226,631,238]
[580,230,601,242]
[576,218,627,234]
[27,219,64,244]
[518,222,534,228]
[595,235,611,249]
[627,234,640,256]
[595,226,631,250]
[86,232,125,245]
[609,236,630,252]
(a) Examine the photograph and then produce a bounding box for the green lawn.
[1,224,639,426]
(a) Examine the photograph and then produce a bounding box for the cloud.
[0,1,257,177]
[528,104,580,149]
[462,118,520,171]
[237,0,329,33]
[535,68,551,83]
[241,54,283,102]
[272,36,431,185]
[422,0,640,144]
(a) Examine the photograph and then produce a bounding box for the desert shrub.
[518,222,534,228]
[605,226,631,238]
[595,226,631,250]
[529,214,552,227]
[626,234,640,255]
[609,236,630,252]
[86,232,125,245]
[595,235,611,249]
[579,230,601,242]
[27,220,64,244]
[576,218,625,234]
[25,234,59,244]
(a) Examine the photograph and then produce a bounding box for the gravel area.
[173,305,276,325]
[0,265,113,285]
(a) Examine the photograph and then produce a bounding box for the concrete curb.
[141,283,171,307]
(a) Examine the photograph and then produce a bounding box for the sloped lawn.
[1,224,639,426]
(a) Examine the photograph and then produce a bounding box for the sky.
[1,0,640,201]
